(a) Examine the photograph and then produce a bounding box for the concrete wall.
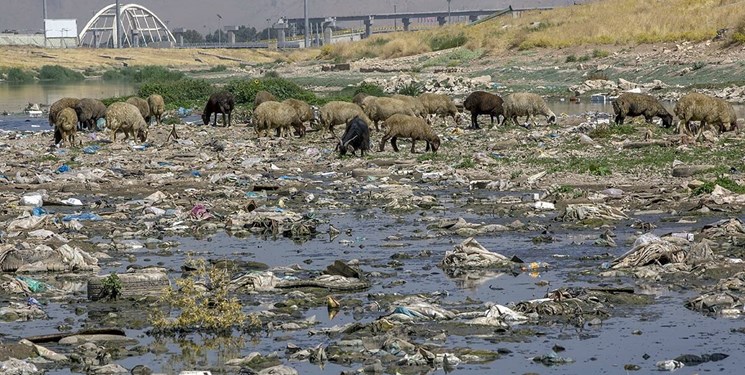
[0,34,78,48]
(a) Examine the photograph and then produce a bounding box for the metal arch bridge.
[78,3,176,48]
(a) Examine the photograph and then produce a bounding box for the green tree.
[181,29,204,43]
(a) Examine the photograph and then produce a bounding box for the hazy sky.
[1,0,582,35]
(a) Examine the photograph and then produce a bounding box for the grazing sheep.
[49,97,80,127]
[352,92,370,107]
[106,102,148,143]
[713,98,738,133]
[503,92,556,126]
[612,92,673,128]
[674,92,737,136]
[361,96,417,131]
[378,113,440,154]
[283,98,317,137]
[147,94,165,125]
[337,116,371,157]
[126,97,151,124]
[74,98,107,132]
[319,101,372,138]
[202,91,235,127]
[463,91,504,129]
[418,93,461,126]
[392,94,426,118]
[55,107,79,147]
[253,101,303,138]
[254,90,277,108]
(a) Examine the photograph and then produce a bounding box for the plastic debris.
[62,213,103,222]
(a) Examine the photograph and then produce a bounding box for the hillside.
[321,0,745,61]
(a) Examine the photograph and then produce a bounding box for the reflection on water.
[0,80,136,112]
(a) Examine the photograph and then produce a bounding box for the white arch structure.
[79,3,176,48]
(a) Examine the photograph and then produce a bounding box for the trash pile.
[361,74,492,95]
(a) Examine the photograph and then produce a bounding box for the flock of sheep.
[46,86,738,155]
[48,95,164,146]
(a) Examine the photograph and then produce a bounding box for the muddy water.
[9,186,745,374]
[0,80,135,112]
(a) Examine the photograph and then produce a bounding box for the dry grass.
[0,46,296,71]
[321,0,745,61]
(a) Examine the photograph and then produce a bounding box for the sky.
[1,0,585,35]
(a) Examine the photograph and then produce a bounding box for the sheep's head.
[547,114,557,124]
[201,112,210,125]
[429,137,441,153]
[661,114,673,128]
[137,128,148,143]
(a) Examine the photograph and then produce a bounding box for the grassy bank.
[321,0,745,61]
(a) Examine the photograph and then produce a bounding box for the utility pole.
[217,14,222,45]
[42,0,47,19]
[304,0,309,48]
[393,4,397,31]
[447,0,451,24]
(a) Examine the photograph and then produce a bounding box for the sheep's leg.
[615,114,624,125]
[378,135,390,152]
[391,136,399,152]
[410,139,418,154]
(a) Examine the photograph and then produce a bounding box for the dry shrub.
[380,37,430,58]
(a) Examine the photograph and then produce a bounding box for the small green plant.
[510,170,523,179]
[4,67,35,83]
[692,61,706,71]
[565,54,578,63]
[592,49,609,58]
[692,176,745,195]
[138,78,214,109]
[208,65,228,73]
[455,156,476,169]
[100,273,122,301]
[396,82,422,96]
[428,32,467,51]
[577,55,592,62]
[421,48,484,68]
[588,162,612,176]
[103,65,185,82]
[264,70,280,78]
[225,76,317,107]
[38,65,84,81]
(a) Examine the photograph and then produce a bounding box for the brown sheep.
[463,91,504,129]
[147,94,165,126]
[378,113,440,154]
[55,107,79,147]
[106,102,148,143]
[49,97,80,128]
[253,101,303,138]
[418,93,461,126]
[319,101,372,138]
[612,92,673,128]
[254,90,277,108]
[283,98,317,137]
[352,92,370,107]
[391,94,426,117]
[361,96,417,131]
[126,97,151,124]
[503,92,556,126]
[674,92,737,136]
[74,98,107,131]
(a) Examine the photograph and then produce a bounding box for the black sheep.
[613,92,673,128]
[338,116,370,157]
[463,91,504,129]
[202,91,235,127]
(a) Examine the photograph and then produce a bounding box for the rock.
[672,165,716,177]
